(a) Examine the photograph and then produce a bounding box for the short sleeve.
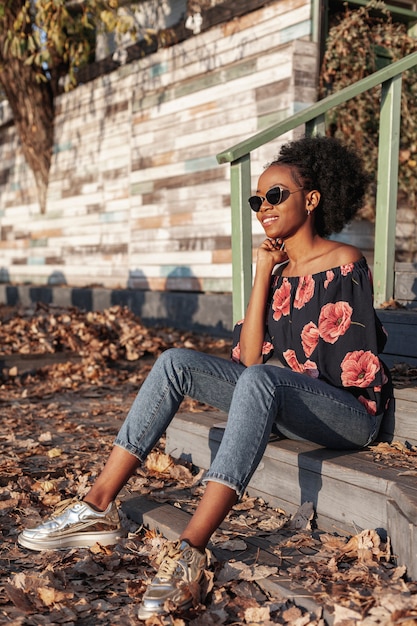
[231,318,275,364]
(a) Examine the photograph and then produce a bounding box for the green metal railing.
[216,52,417,324]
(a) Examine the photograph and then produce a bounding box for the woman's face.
[254,165,309,241]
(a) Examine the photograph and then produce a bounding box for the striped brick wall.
[0,0,317,294]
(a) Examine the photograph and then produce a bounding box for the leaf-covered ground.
[1,304,417,625]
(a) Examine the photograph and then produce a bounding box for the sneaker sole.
[137,597,192,620]
[17,530,122,551]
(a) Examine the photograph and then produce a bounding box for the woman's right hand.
[256,238,288,271]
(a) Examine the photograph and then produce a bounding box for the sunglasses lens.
[248,196,262,212]
[265,187,283,205]
[248,187,290,212]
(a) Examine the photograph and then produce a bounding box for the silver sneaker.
[18,498,122,551]
[138,540,207,620]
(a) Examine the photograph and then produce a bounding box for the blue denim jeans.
[115,348,383,498]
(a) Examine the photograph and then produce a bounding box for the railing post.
[373,74,402,308]
[230,155,252,324]
[305,114,326,137]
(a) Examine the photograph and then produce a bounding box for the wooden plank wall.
[0,0,316,293]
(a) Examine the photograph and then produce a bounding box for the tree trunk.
[0,58,54,213]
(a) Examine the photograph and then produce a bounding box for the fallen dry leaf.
[37,586,74,607]
[46,447,63,459]
[238,564,278,582]
[145,451,174,474]
[1,303,417,625]
[341,529,388,563]
[244,605,271,623]
[332,604,362,625]
[217,539,248,552]
[282,605,303,622]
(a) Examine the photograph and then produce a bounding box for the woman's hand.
[256,238,288,271]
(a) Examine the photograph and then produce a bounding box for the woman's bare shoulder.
[281,238,364,277]
[324,240,363,266]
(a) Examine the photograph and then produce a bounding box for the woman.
[18,136,393,620]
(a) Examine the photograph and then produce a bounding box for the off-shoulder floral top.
[231,257,393,417]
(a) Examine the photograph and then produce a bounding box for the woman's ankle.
[83,495,113,512]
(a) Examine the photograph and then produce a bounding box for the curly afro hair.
[270,136,370,237]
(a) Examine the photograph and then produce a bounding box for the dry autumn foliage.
[320,0,417,219]
[1,303,417,624]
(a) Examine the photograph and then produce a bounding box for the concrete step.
[378,309,417,368]
[165,399,417,580]
[379,385,417,444]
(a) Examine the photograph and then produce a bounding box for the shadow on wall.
[114,267,204,332]
[0,267,233,338]
[160,266,199,331]
[110,269,149,317]
[126,266,232,337]
[0,268,10,283]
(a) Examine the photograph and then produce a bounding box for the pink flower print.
[231,343,241,363]
[301,322,319,357]
[283,349,319,378]
[324,270,335,289]
[358,395,377,415]
[283,349,301,372]
[318,301,353,344]
[341,350,380,388]
[272,278,291,321]
[304,361,319,378]
[232,341,273,363]
[340,263,355,276]
[262,342,274,356]
[294,275,315,309]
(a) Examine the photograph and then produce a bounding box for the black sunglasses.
[248,186,303,212]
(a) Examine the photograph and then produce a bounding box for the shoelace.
[158,554,182,580]
[51,497,80,518]
[155,541,185,578]
[156,541,182,563]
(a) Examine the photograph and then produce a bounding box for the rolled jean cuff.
[114,438,146,463]
[202,471,245,500]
